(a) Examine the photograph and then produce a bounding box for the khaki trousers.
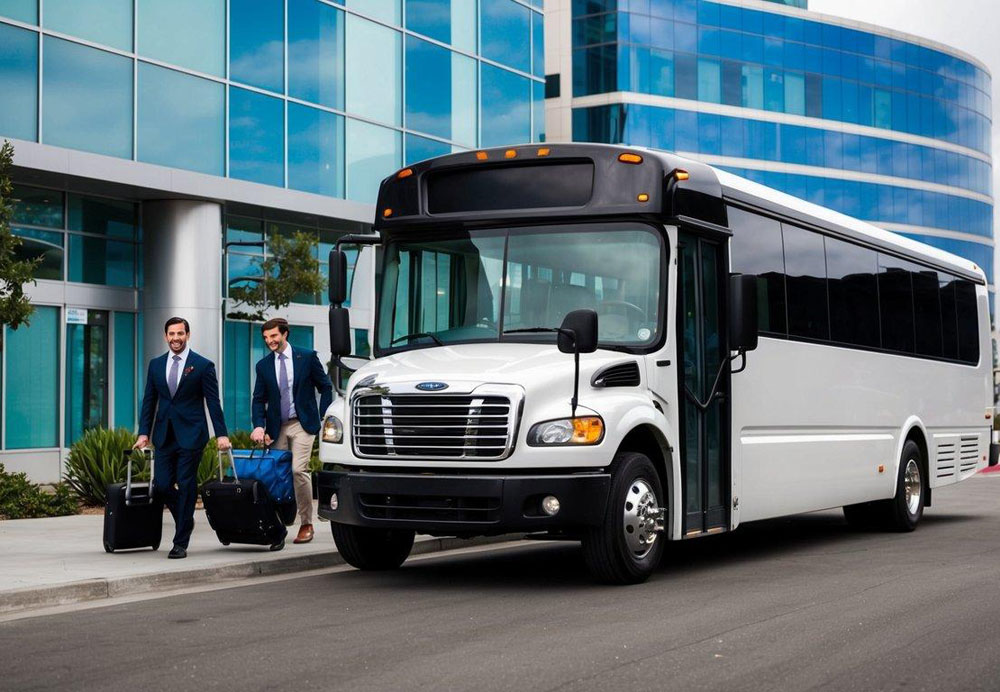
[274,419,314,525]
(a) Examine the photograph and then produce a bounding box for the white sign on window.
[66,308,88,324]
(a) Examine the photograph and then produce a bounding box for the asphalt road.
[3,475,1000,692]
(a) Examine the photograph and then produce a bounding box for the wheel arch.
[614,424,679,540]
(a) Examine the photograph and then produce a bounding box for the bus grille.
[352,394,515,460]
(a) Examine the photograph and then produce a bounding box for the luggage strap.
[123,448,154,506]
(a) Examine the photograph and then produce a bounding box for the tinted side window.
[727,207,786,335]
[939,279,959,359]
[912,269,943,357]
[826,237,879,347]
[955,280,979,363]
[782,223,829,340]
[877,254,915,353]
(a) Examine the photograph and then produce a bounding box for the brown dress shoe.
[293,524,314,544]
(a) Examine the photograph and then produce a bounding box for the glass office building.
[548,0,993,313]
[0,0,543,481]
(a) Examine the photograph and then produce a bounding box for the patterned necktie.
[278,352,292,422]
[168,355,181,397]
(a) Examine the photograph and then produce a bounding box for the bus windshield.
[376,223,665,354]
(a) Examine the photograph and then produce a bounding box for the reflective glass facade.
[0,0,543,204]
[566,0,994,298]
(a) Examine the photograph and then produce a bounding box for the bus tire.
[331,523,415,570]
[879,439,925,532]
[582,452,665,585]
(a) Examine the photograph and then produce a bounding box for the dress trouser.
[153,423,204,549]
[274,419,315,524]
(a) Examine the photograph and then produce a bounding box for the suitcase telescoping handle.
[123,448,154,505]
[217,448,238,482]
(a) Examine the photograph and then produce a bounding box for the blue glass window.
[406,0,475,53]
[0,23,37,142]
[346,119,401,203]
[481,64,531,148]
[6,306,59,449]
[405,133,451,166]
[44,0,132,51]
[784,72,804,115]
[346,15,401,126]
[138,63,224,176]
[230,0,284,93]
[482,0,530,74]
[288,102,345,197]
[533,79,545,143]
[12,227,62,280]
[68,194,136,239]
[764,69,784,112]
[114,311,136,431]
[697,59,720,103]
[532,10,544,78]
[873,89,892,129]
[43,37,132,159]
[229,87,284,187]
[0,0,35,23]
[288,0,344,110]
[406,36,476,143]
[345,0,400,25]
[741,65,763,109]
[137,0,225,77]
[68,235,135,286]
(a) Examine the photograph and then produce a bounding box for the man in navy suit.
[134,316,230,559]
[251,318,333,544]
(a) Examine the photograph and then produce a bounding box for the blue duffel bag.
[226,448,294,505]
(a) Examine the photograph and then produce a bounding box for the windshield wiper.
[503,327,557,335]
[391,332,445,347]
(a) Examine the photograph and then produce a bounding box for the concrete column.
[142,200,223,368]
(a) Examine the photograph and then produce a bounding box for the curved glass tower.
[547,0,994,311]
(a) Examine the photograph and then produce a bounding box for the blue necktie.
[279,353,292,422]
[168,355,181,397]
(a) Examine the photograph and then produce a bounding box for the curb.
[0,534,518,616]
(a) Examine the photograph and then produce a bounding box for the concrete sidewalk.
[0,502,508,616]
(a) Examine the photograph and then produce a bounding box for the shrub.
[0,464,79,519]
[64,427,150,506]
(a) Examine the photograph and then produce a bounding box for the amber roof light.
[618,152,643,164]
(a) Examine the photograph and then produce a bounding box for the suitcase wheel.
[104,542,114,554]
[269,539,285,552]
[221,541,230,546]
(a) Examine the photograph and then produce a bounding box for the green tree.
[0,140,39,349]
[227,230,325,321]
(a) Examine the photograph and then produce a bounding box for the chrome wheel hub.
[623,479,664,558]
[904,458,922,516]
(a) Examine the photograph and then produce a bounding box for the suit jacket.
[138,350,229,451]
[252,345,334,440]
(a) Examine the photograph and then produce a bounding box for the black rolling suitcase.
[103,449,163,553]
[201,451,287,551]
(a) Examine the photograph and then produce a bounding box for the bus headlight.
[527,417,604,446]
[322,416,343,443]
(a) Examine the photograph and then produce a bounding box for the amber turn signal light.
[618,152,643,164]
[637,193,649,202]
[572,417,604,444]
[397,168,413,179]
[674,169,690,181]
[382,208,393,217]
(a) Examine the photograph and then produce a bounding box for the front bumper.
[317,470,611,535]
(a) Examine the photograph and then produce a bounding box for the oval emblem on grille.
[416,381,449,391]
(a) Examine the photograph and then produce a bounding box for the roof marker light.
[475,151,488,160]
[505,149,517,159]
[382,208,393,218]
[674,169,690,181]
[637,193,649,202]
[618,152,643,164]
[397,168,413,179]
[537,148,551,156]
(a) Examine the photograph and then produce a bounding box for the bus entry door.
[677,232,730,535]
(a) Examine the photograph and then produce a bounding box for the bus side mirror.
[729,274,759,353]
[558,309,599,354]
[329,306,351,357]
[328,249,348,305]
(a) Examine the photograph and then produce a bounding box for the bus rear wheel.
[843,439,924,532]
[331,523,415,570]
[582,452,665,585]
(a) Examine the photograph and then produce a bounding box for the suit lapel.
[174,352,198,397]
[291,346,306,392]
[154,354,170,398]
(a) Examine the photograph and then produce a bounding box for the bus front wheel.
[582,452,665,585]
[331,523,415,570]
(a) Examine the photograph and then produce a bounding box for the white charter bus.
[317,143,995,584]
